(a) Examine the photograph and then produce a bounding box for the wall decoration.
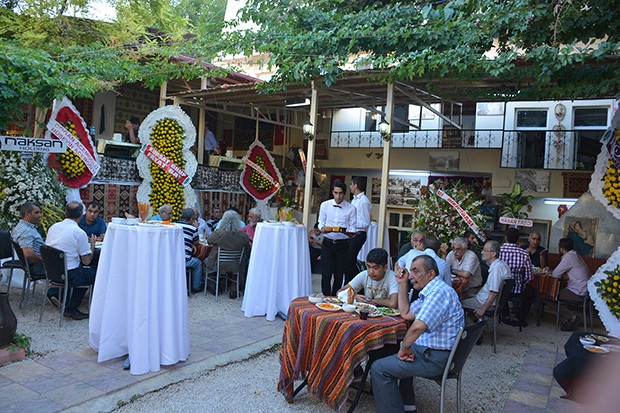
[562,216,598,258]
[554,103,567,121]
[370,176,421,206]
[304,139,329,160]
[476,102,505,116]
[515,170,550,192]
[429,151,459,171]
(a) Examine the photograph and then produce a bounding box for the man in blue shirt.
[371,255,464,413]
[78,202,107,241]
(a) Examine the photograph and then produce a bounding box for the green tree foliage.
[220,0,619,99]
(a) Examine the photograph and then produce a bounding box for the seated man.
[11,201,46,279]
[78,201,107,241]
[176,208,204,294]
[241,207,262,246]
[446,237,483,298]
[337,248,398,308]
[552,237,590,331]
[371,255,464,413]
[461,240,511,319]
[522,231,548,268]
[422,237,452,286]
[45,202,97,320]
[149,204,173,222]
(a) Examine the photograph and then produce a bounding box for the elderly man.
[371,255,464,413]
[317,180,357,296]
[11,201,46,279]
[446,237,483,298]
[345,176,372,284]
[552,237,591,331]
[338,248,398,308]
[176,208,204,294]
[241,207,261,245]
[398,231,426,259]
[45,202,96,320]
[500,228,534,326]
[461,240,511,318]
[205,210,250,295]
[394,231,426,279]
[149,204,173,222]
[522,231,548,268]
[79,201,107,241]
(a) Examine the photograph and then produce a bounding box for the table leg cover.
[278,298,407,410]
[242,224,312,321]
[89,224,191,375]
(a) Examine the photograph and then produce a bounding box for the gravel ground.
[1,271,577,413]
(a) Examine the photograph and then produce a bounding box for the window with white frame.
[515,109,548,169]
[573,107,608,170]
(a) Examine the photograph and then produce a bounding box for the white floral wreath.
[136,105,198,208]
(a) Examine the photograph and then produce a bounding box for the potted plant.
[0,333,31,364]
[497,182,533,219]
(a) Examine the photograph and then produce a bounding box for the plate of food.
[308,293,325,304]
[601,344,620,352]
[579,336,596,346]
[585,334,609,343]
[583,345,610,354]
[325,297,343,305]
[377,307,401,316]
[316,302,341,312]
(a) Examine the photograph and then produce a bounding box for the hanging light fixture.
[379,120,391,141]
[303,121,314,140]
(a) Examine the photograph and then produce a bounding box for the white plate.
[377,307,401,316]
[583,345,610,354]
[316,302,341,312]
[601,344,620,352]
[579,337,596,346]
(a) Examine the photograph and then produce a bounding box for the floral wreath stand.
[239,140,283,221]
[588,108,620,337]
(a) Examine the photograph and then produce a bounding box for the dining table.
[88,222,191,375]
[242,222,313,321]
[357,221,391,263]
[278,297,408,411]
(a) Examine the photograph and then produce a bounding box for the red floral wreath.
[241,144,280,201]
[47,106,96,188]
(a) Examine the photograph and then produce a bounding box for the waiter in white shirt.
[318,180,357,296]
[345,176,372,284]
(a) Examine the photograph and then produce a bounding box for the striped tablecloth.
[278,298,408,411]
[531,271,561,301]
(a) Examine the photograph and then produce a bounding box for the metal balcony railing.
[329,129,601,170]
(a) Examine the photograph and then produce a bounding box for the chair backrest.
[444,319,487,379]
[40,245,68,285]
[218,247,245,265]
[0,229,14,260]
[493,278,515,315]
[11,240,31,275]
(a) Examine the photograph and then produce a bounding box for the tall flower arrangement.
[412,182,489,245]
[0,152,65,230]
[136,105,197,221]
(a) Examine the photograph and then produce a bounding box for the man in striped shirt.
[177,208,203,294]
[499,228,534,326]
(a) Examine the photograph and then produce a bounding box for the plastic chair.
[555,291,593,332]
[204,247,245,302]
[0,230,21,295]
[465,278,515,353]
[426,319,488,413]
[39,245,92,327]
[11,240,45,309]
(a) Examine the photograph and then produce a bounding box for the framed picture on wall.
[562,216,598,257]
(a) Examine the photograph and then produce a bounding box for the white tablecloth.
[89,223,190,375]
[357,222,391,262]
[242,222,313,321]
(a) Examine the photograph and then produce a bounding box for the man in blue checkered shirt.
[371,255,464,413]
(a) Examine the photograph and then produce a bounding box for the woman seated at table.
[205,210,250,292]
[337,248,398,308]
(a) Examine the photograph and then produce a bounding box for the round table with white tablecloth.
[242,222,313,321]
[357,222,391,263]
[88,223,190,375]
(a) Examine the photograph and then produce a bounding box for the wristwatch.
[400,341,409,351]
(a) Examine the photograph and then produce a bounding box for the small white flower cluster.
[0,152,65,228]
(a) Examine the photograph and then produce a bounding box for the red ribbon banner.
[141,144,191,186]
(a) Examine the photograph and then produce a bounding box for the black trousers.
[345,231,367,285]
[321,238,350,296]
